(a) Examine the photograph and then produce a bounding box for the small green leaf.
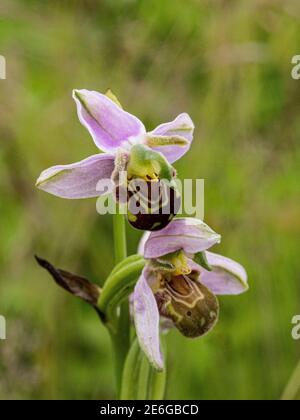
[120,339,142,400]
[193,251,213,271]
[110,254,144,276]
[98,257,145,319]
[137,354,151,400]
[148,364,167,400]
[121,338,167,400]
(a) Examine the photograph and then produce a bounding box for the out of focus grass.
[0,0,300,400]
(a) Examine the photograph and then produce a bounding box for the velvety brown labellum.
[35,256,104,320]
[121,179,181,231]
[155,273,219,338]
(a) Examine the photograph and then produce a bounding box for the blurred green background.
[1,0,300,400]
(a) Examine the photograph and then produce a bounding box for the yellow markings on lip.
[174,267,192,276]
[145,173,159,182]
[156,250,192,276]
[171,251,192,276]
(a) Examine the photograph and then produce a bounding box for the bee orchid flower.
[36,89,194,230]
[133,218,248,370]
[34,87,249,400]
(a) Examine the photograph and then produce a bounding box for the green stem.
[112,210,129,397]
[120,338,167,400]
[113,211,127,265]
[281,359,300,400]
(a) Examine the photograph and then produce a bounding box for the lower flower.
[133,218,248,370]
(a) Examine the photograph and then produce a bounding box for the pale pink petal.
[73,89,146,153]
[199,252,248,295]
[143,218,221,259]
[36,154,114,199]
[133,272,164,371]
[149,113,194,163]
